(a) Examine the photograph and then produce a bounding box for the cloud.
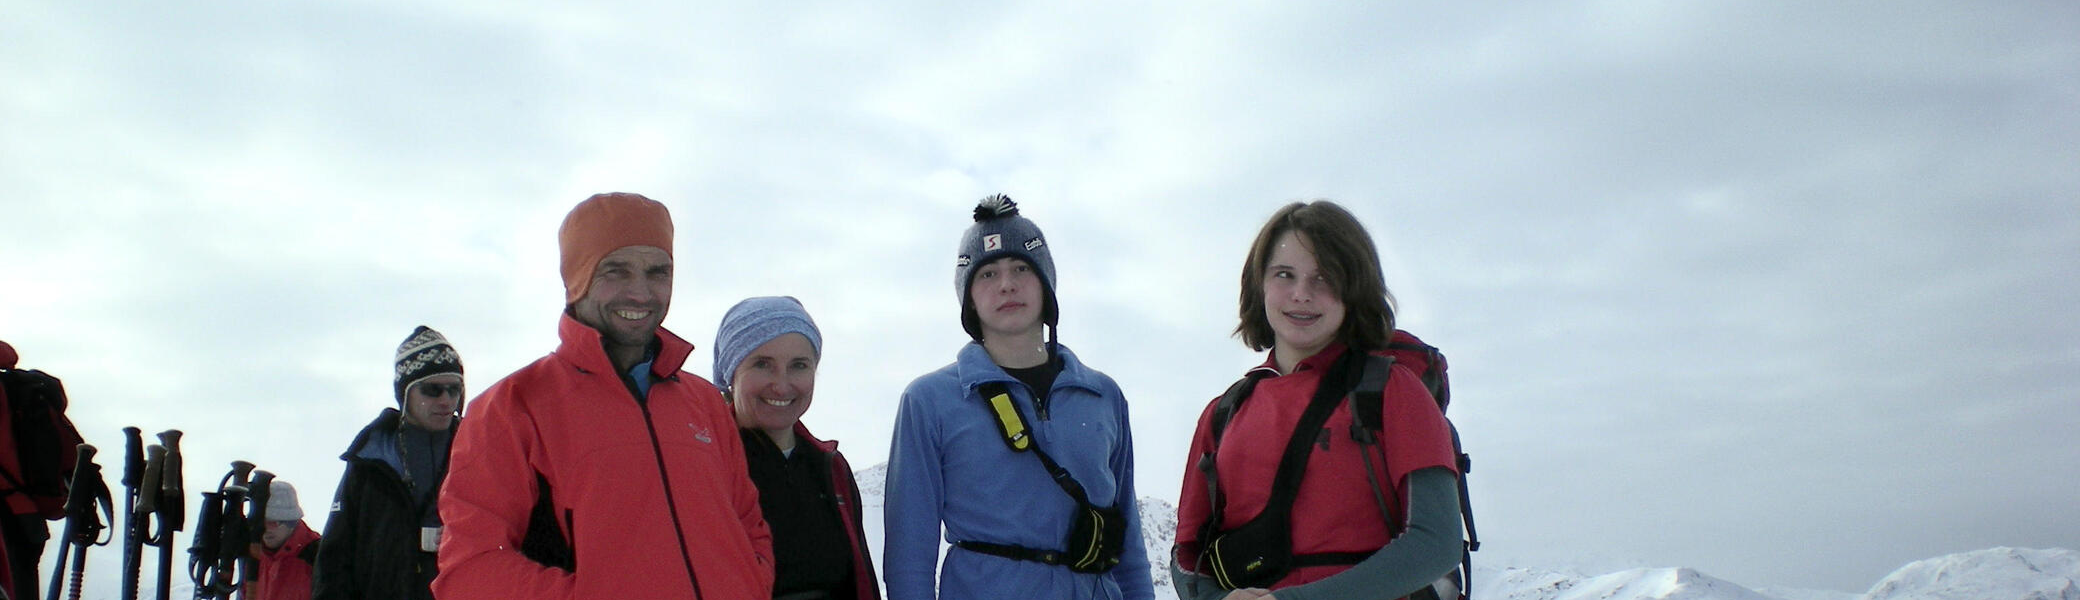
[3,1,2076,594]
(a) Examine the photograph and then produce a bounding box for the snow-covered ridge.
[1862,547,2079,600]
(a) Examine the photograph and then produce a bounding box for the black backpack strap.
[1453,424,1478,553]
[1257,353,1362,527]
[1194,370,1269,560]
[1345,355,1398,539]
[1348,355,1394,439]
[1206,371,1268,448]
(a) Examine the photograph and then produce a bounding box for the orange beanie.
[559,192,674,305]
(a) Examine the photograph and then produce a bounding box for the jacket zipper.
[632,376,705,600]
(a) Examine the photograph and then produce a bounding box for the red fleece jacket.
[434,315,774,599]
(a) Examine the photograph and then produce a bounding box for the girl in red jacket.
[1172,201,1463,600]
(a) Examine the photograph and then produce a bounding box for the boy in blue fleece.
[883,195,1154,600]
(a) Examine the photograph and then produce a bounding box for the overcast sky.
[4,1,2075,595]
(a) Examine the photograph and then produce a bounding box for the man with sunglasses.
[313,325,464,600]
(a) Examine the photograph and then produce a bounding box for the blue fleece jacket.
[883,343,1154,600]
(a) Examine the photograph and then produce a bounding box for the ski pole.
[237,470,274,600]
[47,444,111,600]
[122,427,145,600]
[137,445,167,600]
[191,462,253,600]
[154,430,185,600]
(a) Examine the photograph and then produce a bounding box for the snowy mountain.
[1861,547,2079,600]
[1477,566,1782,600]
[857,463,2078,600]
[1471,549,2080,600]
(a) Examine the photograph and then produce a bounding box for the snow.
[1861,547,2080,600]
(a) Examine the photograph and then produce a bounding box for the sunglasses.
[413,383,464,399]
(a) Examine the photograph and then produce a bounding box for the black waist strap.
[955,540,1073,567]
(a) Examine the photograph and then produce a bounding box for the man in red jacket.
[433,192,774,600]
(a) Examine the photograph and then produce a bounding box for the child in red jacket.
[249,480,321,600]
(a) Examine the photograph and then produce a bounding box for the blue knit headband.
[712,296,823,394]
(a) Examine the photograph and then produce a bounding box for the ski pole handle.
[158,430,185,531]
[138,445,166,521]
[123,430,144,600]
[123,427,144,490]
[227,461,254,489]
[61,445,99,524]
[243,470,275,562]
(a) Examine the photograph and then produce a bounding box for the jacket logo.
[690,424,713,444]
[983,233,1002,251]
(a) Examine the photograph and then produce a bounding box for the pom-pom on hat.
[265,480,304,521]
[955,194,1058,341]
[394,325,463,405]
[712,296,823,396]
[559,192,674,305]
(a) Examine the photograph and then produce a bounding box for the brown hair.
[1235,200,1396,353]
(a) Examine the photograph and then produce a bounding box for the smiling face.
[571,245,673,364]
[728,333,818,444]
[1261,230,1347,368]
[967,256,1046,340]
[402,373,463,431]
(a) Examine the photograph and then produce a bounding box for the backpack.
[1198,330,1480,599]
[0,365,87,520]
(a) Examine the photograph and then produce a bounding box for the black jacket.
[312,409,451,600]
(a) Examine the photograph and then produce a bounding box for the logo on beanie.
[1024,237,1044,252]
[983,234,1003,252]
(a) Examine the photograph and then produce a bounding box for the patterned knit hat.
[393,325,463,405]
[956,194,1057,340]
[559,192,674,305]
[712,296,823,396]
